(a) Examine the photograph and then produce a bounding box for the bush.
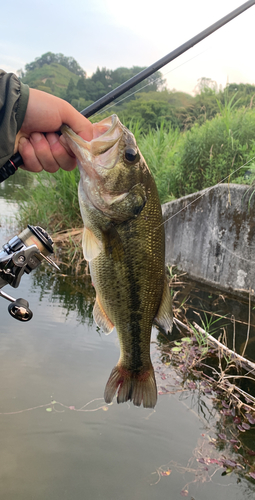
[174,108,255,197]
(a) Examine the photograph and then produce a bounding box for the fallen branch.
[52,228,83,242]
[173,317,255,374]
[202,370,255,412]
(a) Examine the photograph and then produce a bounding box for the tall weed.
[175,108,255,197]
[138,122,180,203]
[18,168,82,231]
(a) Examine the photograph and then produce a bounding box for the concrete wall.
[162,184,255,295]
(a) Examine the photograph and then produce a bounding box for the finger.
[61,104,93,140]
[30,133,61,173]
[46,133,77,171]
[18,137,43,172]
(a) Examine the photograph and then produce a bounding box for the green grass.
[172,107,255,197]
[17,168,82,232]
[138,122,180,203]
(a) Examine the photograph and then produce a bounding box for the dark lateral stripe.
[127,257,143,371]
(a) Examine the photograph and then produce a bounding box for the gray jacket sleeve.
[0,71,29,169]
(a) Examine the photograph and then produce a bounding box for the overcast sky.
[1,0,254,95]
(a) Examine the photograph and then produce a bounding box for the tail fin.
[104,363,157,408]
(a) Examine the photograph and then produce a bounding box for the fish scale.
[62,115,173,408]
[93,189,163,366]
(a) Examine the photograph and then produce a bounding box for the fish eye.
[124,148,139,163]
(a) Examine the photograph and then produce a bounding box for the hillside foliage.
[20,53,255,134]
[24,52,85,77]
[20,52,165,109]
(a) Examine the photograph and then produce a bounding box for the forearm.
[0,71,29,169]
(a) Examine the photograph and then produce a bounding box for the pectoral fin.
[93,296,114,335]
[82,227,102,261]
[153,278,173,333]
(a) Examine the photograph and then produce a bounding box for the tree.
[194,77,218,94]
[17,68,25,79]
[120,96,181,132]
[65,78,79,103]
[25,52,85,77]
[83,66,165,102]
[224,83,255,108]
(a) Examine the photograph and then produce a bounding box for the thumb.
[61,105,93,142]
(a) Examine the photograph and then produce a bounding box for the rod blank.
[81,0,255,118]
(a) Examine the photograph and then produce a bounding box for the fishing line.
[158,155,255,228]
[91,47,211,119]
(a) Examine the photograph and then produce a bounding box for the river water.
[0,173,255,500]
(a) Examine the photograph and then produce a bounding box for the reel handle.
[8,298,33,322]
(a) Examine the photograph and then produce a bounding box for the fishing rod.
[0,0,254,183]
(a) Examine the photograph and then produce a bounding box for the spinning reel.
[0,225,59,321]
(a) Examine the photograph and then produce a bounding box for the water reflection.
[1,178,255,499]
[171,273,255,362]
[154,337,255,495]
[0,168,33,201]
[31,266,95,325]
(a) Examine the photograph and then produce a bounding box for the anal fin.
[153,277,173,333]
[93,296,114,335]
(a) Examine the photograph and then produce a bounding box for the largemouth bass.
[62,115,173,408]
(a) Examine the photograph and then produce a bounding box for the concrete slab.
[162,184,255,296]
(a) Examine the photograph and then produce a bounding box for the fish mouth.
[61,114,123,169]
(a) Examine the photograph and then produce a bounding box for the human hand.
[17,88,93,173]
